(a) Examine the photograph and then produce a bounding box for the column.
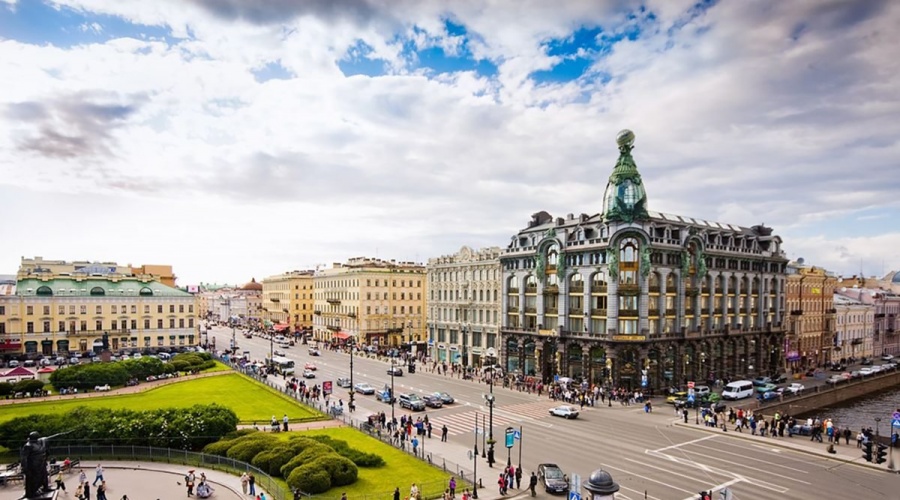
[559,269,569,332]
[732,274,742,329]
[659,269,669,326]
[582,270,592,334]
[639,271,650,334]
[721,272,730,330]
[608,272,619,335]
[674,269,685,333]
[517,271,527,328]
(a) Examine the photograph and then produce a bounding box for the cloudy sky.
[1,0,898,286]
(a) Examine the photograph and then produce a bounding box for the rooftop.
[15,278,193,298]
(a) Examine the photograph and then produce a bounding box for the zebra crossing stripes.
[430,410,521,437]
[499,401,563,420]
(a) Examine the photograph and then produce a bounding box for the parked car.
[784,383,805,395]
[68,357,80,365]
[354,383,375,395]
[376,389,395,404]
[882,354,895,362]
[274,350,287,357]
[537,463,568,494]
[337,377,352,388]
[752,377,773,387]
[826,375,845,385]
[755,383,778,394]
[422,394,444,408]
[308,348,321,356]
[94,384,111,391]
[694,385,711,397]
[387,366,404,377]
[760,391,781,402]
[549,405,580,419]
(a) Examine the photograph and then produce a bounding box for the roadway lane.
[210,327,898,499]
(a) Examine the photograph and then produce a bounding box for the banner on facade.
[538,329,555,336]
[612,335,646,342]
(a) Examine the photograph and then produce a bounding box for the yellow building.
[0,276,198,356]
[785,262,838,369]
[261,271,314,330]
[313,257,426,350]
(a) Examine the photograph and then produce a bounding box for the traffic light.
[875,444,887,464]
[862,441,873,462]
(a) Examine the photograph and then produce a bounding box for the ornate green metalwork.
[697,250,708,278]
[607,248,619,282]
[640,246,651,278]
[603,129,650,224]
[681,249,690,275]
[557,249,567,278]
[535,252,546,285]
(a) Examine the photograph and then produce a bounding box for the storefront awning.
[332,331,351,340]
[274,323,291,332]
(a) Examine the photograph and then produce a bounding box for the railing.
[618,309,639,317]
[508,288,519,294]
[589,309,607,316]
[543,285,559,294]
[665,308,677,316]
[525,286,537,293]
[568,285,584,293]
[569,308,584,316]
[591,286,608,293]
[524,307,537,314]
[618,284,639,294]
[45,444,291,500]
[544,307,559,314]
[506,307,519,313]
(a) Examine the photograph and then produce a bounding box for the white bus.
[267,355,295,376]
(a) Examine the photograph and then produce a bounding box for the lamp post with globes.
[484,347,497,468]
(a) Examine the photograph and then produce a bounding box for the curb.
[671,420,898,474]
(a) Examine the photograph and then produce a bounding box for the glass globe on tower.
[602,129,649,223]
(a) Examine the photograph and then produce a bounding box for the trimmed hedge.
[314,454,358,486]
[225,437,278,463]
[288,463,332,494]
[252,445,297,476]
[0,404,237,451]
[309,435,385,467]
[48,353,213,391]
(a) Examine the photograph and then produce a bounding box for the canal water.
[798,386,900,435]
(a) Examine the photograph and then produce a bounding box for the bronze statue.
[21,431,70,498]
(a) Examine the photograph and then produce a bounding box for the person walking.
[240,473,249,495]
[441,425,449,442]
[283,414,289,432]
[55,470,67,493]
[185,470,196,496]
[96,481,108,500]
[83,482,92,500]
[529,472,538,497]
[93,465,104,486]
[79,470,87,486]
[515,466,522,489]
[448,477,456,498]
[248,473,256,496]
[393,487,401,500]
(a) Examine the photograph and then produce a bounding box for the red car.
[304,362,317,371]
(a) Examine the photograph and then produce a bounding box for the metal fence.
[49,444,292,500]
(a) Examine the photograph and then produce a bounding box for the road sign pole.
[518,425,523,469]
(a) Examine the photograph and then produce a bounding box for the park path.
[0,370,231,406]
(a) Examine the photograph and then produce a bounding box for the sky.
[1,0,898,287]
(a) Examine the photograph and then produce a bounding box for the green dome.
[602,129,649,223]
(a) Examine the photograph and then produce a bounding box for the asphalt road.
[212,327,898,500]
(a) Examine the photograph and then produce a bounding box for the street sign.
[468,450,473,461]
[719,487,733,500]
[513,430,522,440]
[687,394,695,403]
[570,473,581,492]
[554,374,560,382]
[892,418,900,428]
[568,492,581,500]
[505,427,515,448]
[687,381,695,389]
[322,381,333,396]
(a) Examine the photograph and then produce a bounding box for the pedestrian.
[393,487,401,500]
[55,470,67,492]
[283,414,289,432]
[529,472,538,497]
[248,473,256,495]
[498,473,506,495]
[79,470,87,485]
[84,482,92,500]
[412,437,419,456]
[75,483,84,500]
[340,493,347,500]
[97,481,108,500]
[240,472,249,495]
[93,465,104,486]
[410,483,419,500]
[449,477,456,498]
[515,466,522,489]
[185,470,196,496]
[441,425,449,442]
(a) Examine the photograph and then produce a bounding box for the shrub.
[313,454,358,486]
[223,428,260,440]
[287,463,332,494]
[225,436,278,463]
[308,435,385,467]
[202,440,237,456]
[252,445,297,477]
[279,444,332,477]
[13,379,45,394]
[0,383,12,396]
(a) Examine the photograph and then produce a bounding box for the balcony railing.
[618,284,639,294]
[544,307,559,314]
[569,308,584,316]
[524,307,537,314]
[313,310,322,315]
[525,286,538,293]
[326,299,341,305]
[619,309,639,317]
[665,308,677,316]
[507,307,520,313]
[270,298,280,303]
[590,309,607,316]
[543,285,559,294]
[591,285,608,293]
[508,288,520,294]
[569,285,584,293]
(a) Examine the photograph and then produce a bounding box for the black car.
[422,394,443,408]
[387,366,404,376]
[537,463,568,495]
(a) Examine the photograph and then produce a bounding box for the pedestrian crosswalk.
[427,401,565,437]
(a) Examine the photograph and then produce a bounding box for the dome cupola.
[602,129,649,223]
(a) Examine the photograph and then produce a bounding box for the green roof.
[15,278,193,298]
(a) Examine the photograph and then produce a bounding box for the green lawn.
[291,427,459,500]
[0,373,325,424]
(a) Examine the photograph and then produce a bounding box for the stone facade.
[261,271,314,329]
[785,263,838,370]
[426,246,502,367]
[833,294,875,360]
[499,130,789,389]
[834,287,900,357]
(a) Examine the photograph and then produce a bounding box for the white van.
[721,380,754,400]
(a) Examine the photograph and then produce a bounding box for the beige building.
[261,271,314,330]
[426,246,502,367]
[18,256,177,288]
[833,294,875,359]
[313,257,425,349]
[0,276,197,356]
[785,262,838,370]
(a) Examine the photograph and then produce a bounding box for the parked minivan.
[722,380,754,400]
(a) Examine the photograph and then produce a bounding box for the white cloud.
[1,0,899,284]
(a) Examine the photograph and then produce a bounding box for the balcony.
[327,325,341,332]
[619,283,639,294]
[507,307,520,313]
[270,298,280,303]
[524,307,537,314]
[619,309,639,317]
[525,286,538,294]
[63,329,131,337]
[544,307,559,315]
[508,287,519,294]
[313,310,322,315]
[590,309,607,316]
[591,285,608,293]
[543,285,559,294]
[327,299,341,305]
[665,308,677,316]
[569,308,584,316]
[569,285,584,293]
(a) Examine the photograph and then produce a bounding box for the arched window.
[569,274,583,291]
[547,248,558,266]
[36,286,53,296]
[90,287,105,296]
[592,273,607,292]
[525,275,538,291]
[547,273,559,287]
[619,237,639,284]
[508,276,519,292]
[649,272,659,290]
[139,287,153,296]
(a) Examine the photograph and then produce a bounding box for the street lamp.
[390,354,396,425]
[484,347,496,468]
[349,333,356,409]
[472,412,479,499]
[462,323,469,370]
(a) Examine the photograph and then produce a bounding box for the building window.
[112,305,118,314]
[80,321,87,331]
[157,305,163,313]
[179,304,184,313]
[144,319,151,329]
[179,318,185,328]
[0,306,4,315]
[111,320,118,330]
[131,320,137,330]
[169,305,175,313]
[157,319,163,329]
[96,305,102,315]
[144,305,150,314]
[0,323,5,334]
[189,305,194,313]
[42,305,50,315]
[169,319,175,328]
[43,321,50,332]
[188,318,194,328]
[96,320,102,330]
[27,306,33,315]
[58,321,65,332]
[27,321,34,333]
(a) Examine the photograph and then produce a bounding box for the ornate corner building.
[499,130,789,389]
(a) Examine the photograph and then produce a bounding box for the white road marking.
[599,463,696,495]
[679,478,743,500]
[619,485,662,500]
[623,457,716,484]
[648,452,790,493]
[651,435,718,453]
[690,443,808,473]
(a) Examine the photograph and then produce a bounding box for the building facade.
[313,257,426,350]
[784,263,838,370]
[18,257,177,288]
[834,287,900,357]
[426,246,502,367]
[499,130,789,389]
[0,276,197,356]
[833,294,875,360]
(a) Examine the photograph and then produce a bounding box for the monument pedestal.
[100,349,112,363]
[20,488,60,500]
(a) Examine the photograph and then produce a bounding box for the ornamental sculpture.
[640,246,651,278]
[607,248,619,282]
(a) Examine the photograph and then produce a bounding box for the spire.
[602,129,649,223]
